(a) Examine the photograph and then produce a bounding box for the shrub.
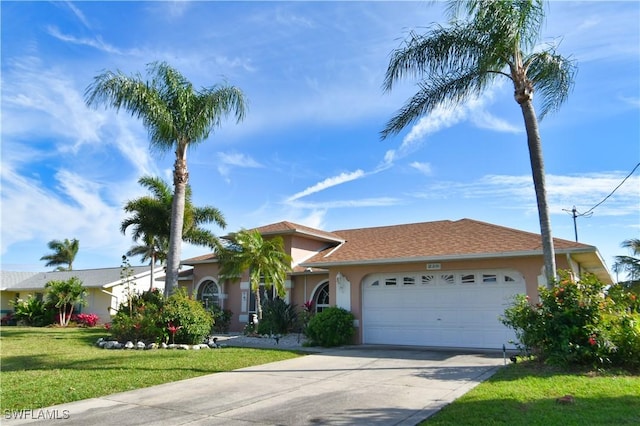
[257,298,297,335]
[501,271,640,369]
[110,289,165,343]
[305,306,355,347]
[10,296,53,326]
[72,313,100,327]
[209,305,233,333]
[161,288,213,344]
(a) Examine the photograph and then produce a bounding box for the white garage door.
[362,269,526,349]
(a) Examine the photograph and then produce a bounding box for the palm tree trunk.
[520,100,557,286]
[149,251,156,292]
[165,144,189,297]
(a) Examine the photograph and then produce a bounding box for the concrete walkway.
[6,346,506,425]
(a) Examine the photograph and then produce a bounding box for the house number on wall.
[426,263,441,270]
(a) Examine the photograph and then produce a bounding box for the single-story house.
[178,218,612,350]
[1,266,166,323]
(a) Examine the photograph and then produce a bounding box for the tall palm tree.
[40,238,79,271]
[86,62,246,295]
[121,175,227,295]
[218,229,292,320]
[382,0,576,285]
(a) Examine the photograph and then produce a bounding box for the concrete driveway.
[7,346,505,426]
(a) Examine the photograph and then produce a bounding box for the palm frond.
[525,49,576,119]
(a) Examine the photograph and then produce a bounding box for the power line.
[563,162,640,242]
[579,162,640,217]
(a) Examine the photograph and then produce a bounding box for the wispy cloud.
[0,166,125,255]
[64,1,91,29]
[47,26,125,55]
[412,172,640,217]
[216,152,264,181]
[287,169,365,202]
[410,161,433,175]
[287,197,400,209]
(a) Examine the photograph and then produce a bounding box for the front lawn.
[423,360,640,425]
[0,327,301,411]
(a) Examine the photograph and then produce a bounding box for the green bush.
[209,305,233,333]
[10,296,53,327]
[304,306,355,347]
[162,288,213,344]
[501,271,640,369]
[257,298,297,335]
[110,288,165,343]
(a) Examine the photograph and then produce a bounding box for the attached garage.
[362,269,526,349]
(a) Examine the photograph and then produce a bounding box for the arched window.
[197,280,220,309]
[314,282,330,314]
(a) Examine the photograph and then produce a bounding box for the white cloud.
[287,169,365,202]
[64,1,91,29]
[413,172,640,217]
[0,166,124,255]
[216,152,264,181]
[410,161,433,175]
[47,26,125,55]
[287,197,400,209]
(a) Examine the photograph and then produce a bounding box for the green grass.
[423,360,640,425]
[0,327,301,411]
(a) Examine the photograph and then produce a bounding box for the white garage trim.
[362,269,525,349]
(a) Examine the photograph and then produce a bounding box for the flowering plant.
[72,313,100,327]
[167,322,182,344]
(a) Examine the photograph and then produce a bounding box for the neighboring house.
[179,218,612,350]
[1,267,166,323]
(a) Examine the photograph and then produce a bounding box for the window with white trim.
[197,280,220,309]
[314,282,330,313]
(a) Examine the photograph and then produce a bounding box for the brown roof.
[252,221,344,243]
[303,219,596,266]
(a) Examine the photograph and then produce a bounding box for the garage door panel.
[363,270,525,349]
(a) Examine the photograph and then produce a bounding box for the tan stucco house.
[1,266,166,323]
[178,218,611,350]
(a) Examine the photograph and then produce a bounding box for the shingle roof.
[251,221,344,243]
[303,219,596,266]
[182,221,345,265]
[1,267,161,291]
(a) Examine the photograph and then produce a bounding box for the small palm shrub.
[305,306,355,347]
[501,271,640,369]
[10,296,53,326]
[257,298,298,335]
[162,288,213,344]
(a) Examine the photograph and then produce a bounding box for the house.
[178,218,612,350]
[1,266,166,323]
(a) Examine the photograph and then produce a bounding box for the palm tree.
[381,0,576,285]
[614,238,640,285]
[86,62,246,295]
[218,229,292,320]
[121,175,227,295]
[45,276,87,326]
[40,238,79,271]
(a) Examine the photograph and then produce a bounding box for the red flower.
[104,323,112,330]
[588,335,597,346]
[167,322,182,344]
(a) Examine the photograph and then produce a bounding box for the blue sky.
[1,1,639,276]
